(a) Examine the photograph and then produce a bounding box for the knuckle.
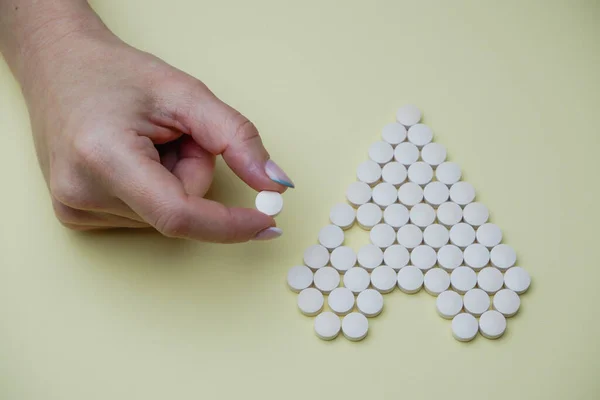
[231,114,260,144]
[153,203,190,238]
[51,198,82,224]
[71,131,106,171]
[48,172,89,210]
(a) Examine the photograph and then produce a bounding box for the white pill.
[357,244,384,271]
[346,181,372,207]
[477,267,504,294]
[303,245,329,270]
[397,224,423,249]
[297,288,324,316]
[409,203,436,228]
[287,265,313,292]
[449,182,475,206]
[410,245,437,271]
[450,223,476,248]
[383,245,410,270]
[436,162,462,186]
[371,265,397,293]
[396,104,422,127]
[343,267,371,294]
[372,182,398,208]
[370,224,397,248]
[423,181,450,206]
[398,182,424,206]
[318,225,344,250]
[452,313,479,342]
[329,203,356,230]
[424,268,451,296]
[328,287,355,316]
[479,310,507,339]
[382,122,407,145]
[407,124,433,147]
[330,246,357,273]
[394,142,420,165]
[421,143,447,166]
[313,267,340,294]
[490,244,517,270]
[356,203,383,230]
[397,266,424,293]
[369,141,394,165]
[357,289,384,317]
[476,223,503,248]
[463,243,490,270]
[436,290,463,319]
[407,162,434,186]
[504,267,531,294]
[463,288,491,316]
[342,312,369,341]
[463,202,489,227]
[356,160,382,186]
[314,311,341,340]
[451,266,477,294]
[255,191,283,216]
[423,224,450,249]
[493,289,521,317]
[383,204,409,229]
[437,202,463,227]
[437,245,464,271]
[381,162,407,186]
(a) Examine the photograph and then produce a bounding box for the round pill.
[383,245,410,270]
[411,245,437,271]
[421,143,447,166]
[372,182,398,208]
[449,182,475,206]
[357,244,384,271]
[329,203,356,230]
[463,288,491,316]
[396,104,422,127]
[287,265,313,292]
[479,310,507,339]
[477,267,504,294]
[424,181,450,206]
[357,289,384,317]
[255,191,284,216]
[318,225,344,250]
[436,162,462,186]
[493,289,521,317]
[381,162,407,186]
[371,265,397,293]
[437,202,463,227]
[356,203,383,229]
[381,122,407,145]
[463,202,489,227]
[409,203,436,228]
[463,243,490,270]
[407,124,433,147]
[314,311,341,340]
[383,203,409,228]
[398,182,424,206]
[369,141,394,165]
[313,267,340,294]
[450,266,477,294]
[394,142,420,165]
[423,224,450,249]
[503,267,531,294]
[303,244,329,270]
[397,224,423,249]
[476,223,503,248]
[407,162,434,186]
[346,181,372,207]
[330,246,357,273]
[424,268,451,296]
[490,244,517,270]
[450,223,476,248]
[297,288,324,316]
[356,160,382,186]
[341,312,369,341]
[452,313,479,342]
[370,224,397,248]
[343,267,371,294]
[437,245,464,271]
[436,290,463,319]
[328,287,355,316]
[397,266,424,293]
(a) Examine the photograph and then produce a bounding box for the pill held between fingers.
[371,265,397,293]
[450,223,476,248]
[477,267,504,294]
[370,224,397,248]
[314,312,341,341]
[343,267,371,294]
[437,244,464,271]
[328,287,355,316]
[346,181,372,207]
[407,124,433,147]
[410,245,437,271]
[329,203,356,230]
[424,268,451,296]
[409,203,436,228]
[463,288,491,317]
[330,246,357,273]
[421,143,447,166]
[303,244,329,270]
[424,182,450,206]
[356,160,382,186]
[356,203,384,230]
[356,289,384,317]
[436,290,463,319]
[437,202,463,227]
[503,267,531,294]
[398,182,424,206]
[452,313,479,342]
[372,182,399,208]
[342,312,369,341]
[450,266,477,294]
[423,224,450,249]
[397,265,424,293]
[383,245,410,270]
[255,191,284,216]
[313,267,341,294]
[476,223,503,248]
[479,310,507,339]
[383,203,409,229]
[436,162,462,186]
[369,141,394,165]
[490,244,517,270]
[357,244,384,271]
[463,243,490,271]
[287,265,314,292]
[318,225,345,250]
[463,202,489,227]
[382,162,408,186]
[382,122,408,145]
[493,289,521,317]
[297,288,324,316]
[396,104,422,127]
[394,142,420,166]
[397,224,423,249]
[449,182,475,206]
[408,162,434,186]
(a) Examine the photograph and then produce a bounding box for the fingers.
[52,199,150,228]
[170,136,216,197]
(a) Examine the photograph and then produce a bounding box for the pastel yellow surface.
[1,1,599,399]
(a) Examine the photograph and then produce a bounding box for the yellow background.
[1,0,599,399]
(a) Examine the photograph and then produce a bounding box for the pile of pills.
[286,105,531,342]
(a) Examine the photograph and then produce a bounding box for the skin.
[0,0,291,243]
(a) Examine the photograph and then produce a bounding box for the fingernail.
[265,160,295,188]
[252,227,283,241]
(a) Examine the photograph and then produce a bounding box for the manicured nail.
[252,227,283,241]
[265,160,295,188]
